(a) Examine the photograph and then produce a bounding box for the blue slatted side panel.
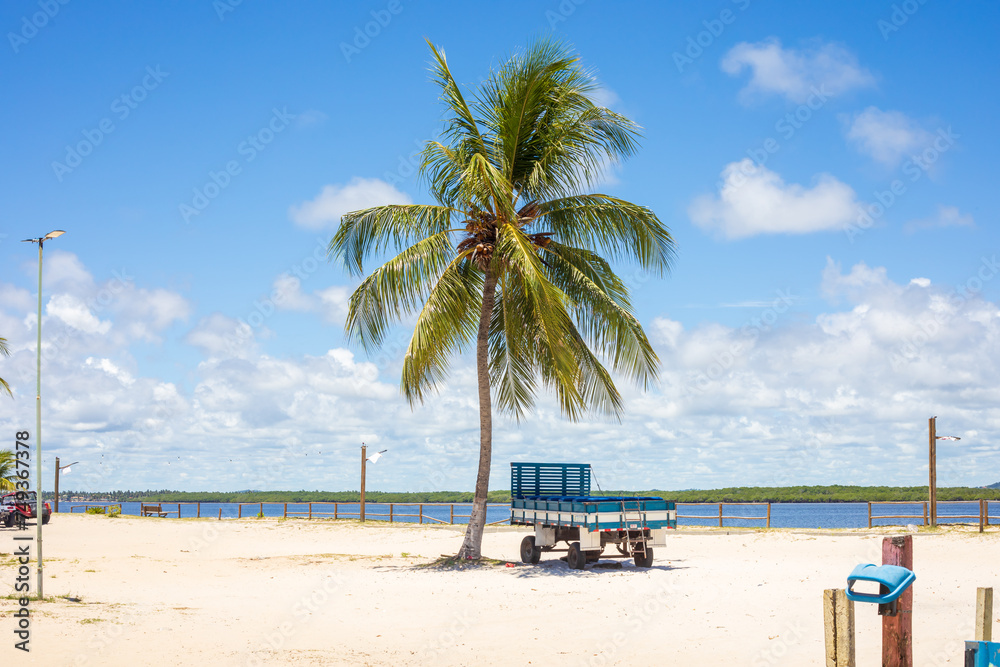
[510,462,590,499]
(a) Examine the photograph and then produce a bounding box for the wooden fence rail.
[224,502,511,525]
[868,500,996,532]
[676,502,771,528]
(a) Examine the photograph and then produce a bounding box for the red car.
[1,491,51,528]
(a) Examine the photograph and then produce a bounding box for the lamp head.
[44,230,66,240]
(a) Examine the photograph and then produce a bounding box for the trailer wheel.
[633,547,654,568]
[567,542,586,570]
[3,513,12,528]
[520,536,541,564]
[42,513,50,525]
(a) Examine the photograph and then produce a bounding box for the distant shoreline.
[58,484,1000,504]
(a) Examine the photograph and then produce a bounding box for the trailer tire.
[567,542,586,570]
[633,547,654,568]
[520,536,541,564]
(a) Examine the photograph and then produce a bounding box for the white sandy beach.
[1,515,998,666]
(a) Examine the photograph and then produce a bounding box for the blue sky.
[1,1,998,493]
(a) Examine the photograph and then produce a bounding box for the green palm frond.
[329,204,457,278]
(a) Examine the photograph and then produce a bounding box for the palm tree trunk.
[457,267,498,559]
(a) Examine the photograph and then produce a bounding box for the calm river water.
[56,500,995,529]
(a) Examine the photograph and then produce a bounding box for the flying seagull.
[367,449,388,464]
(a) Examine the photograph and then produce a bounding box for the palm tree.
[0,449,16,491]
[0,336,11,398]
[330,39,675,559]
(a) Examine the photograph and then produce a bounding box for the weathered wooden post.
[283,502,287,519]
[449,504,454,524]
[238,504,242,519]
[197,501,201,518]
[360,444,367,522]
[718,503,723,527]
[882,535,914,667]
[824,588,856,666]
[419,503,423,524]
[976,587,993,642]
[868,502,873,529]
[980,499,985,534]
[389,503,394,523]
[218,507,222,520]
[766,502,771,528]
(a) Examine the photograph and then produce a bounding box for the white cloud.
[689,159,860,239]
[845,107,933,166]
[270,274,350,324]
[721,38,875,104]
[5,251,1000,494]
[288,177,412,230]
[904,205,975,233]
[46,294,112,334]
[184,313,262,359]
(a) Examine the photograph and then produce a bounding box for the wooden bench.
[141,503,169,518]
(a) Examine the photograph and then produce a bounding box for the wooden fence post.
[419,503,423,525]
[766,502,772,528]
[197,502,201,519]
[976,587,993,642]
[390,503,394,523]
[718,503,723,528]
[868,502,873,529]
[218,507,221,520]
[334,502,338,520]
[308,502,312,520]
[922,502,927,526]
[259,502,263,517]
[450,504,454,524]
[824,588,856,667]
[882,535,913,667]
[238,504,242,519]
[283,502,287,519]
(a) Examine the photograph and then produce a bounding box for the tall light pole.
[928,415,961,527]
[22,229,65,599]
[54,457,79,513]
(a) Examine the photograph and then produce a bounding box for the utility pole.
[929,416,937,527]
[360,444,366,522]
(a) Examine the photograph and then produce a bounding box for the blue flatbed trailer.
[509,462,676,569]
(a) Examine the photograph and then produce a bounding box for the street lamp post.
[22,229,65,599]
[54,457,79,513]
[928,416,961,527]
